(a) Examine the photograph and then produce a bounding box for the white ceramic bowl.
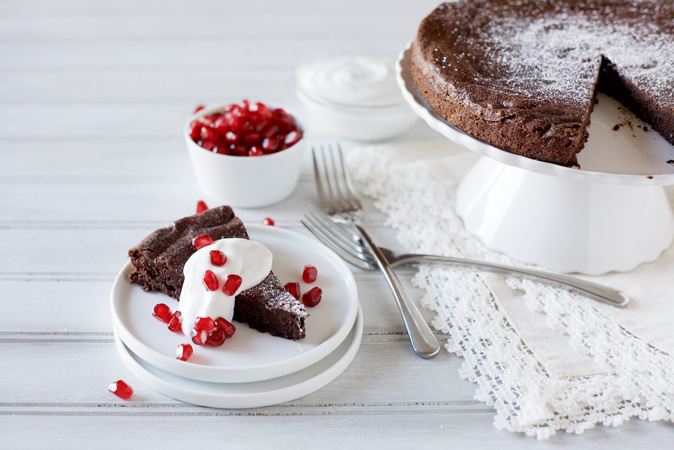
[296,55,418,141]
[184,104,306,208]
[296,86,417,142]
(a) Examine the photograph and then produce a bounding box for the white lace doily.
[350,141,674,439]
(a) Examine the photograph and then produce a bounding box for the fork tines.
[311,143,362,215]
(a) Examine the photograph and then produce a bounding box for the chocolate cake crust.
[412,0,674,167]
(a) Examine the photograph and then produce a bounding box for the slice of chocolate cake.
[128,206,307,340]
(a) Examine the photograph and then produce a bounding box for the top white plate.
[396,45,674,186]
[111,224,359,383]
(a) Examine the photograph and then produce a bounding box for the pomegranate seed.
[196,200,209,213]
[176,343,193,361]
[201,115,217,127]
[210,250,227,266]
[229,144,247,156]
[168,311,182,332]
[191,327,207,346]
[256,102,270,118]
[222,274,242,296]
[200,127,219,142]
[225,131,238,143]
[193,105,205,114]
[153,303,172,323]
[284,130,300,146]
[302,286,322,307]
[205,328,226,347]
[243,132,261,146]
[201,140,217,151]
[194,316,215,332]
[262,125,279,139]
[302,265,318,283]
[262,217,275,226]
[214,317,237,338]
[108,380,133,399]
[248,147,264,157]
[192,234,214,250]
[284,282,300,300]
[189,122,202,140]
[261,137,278,152]
[203,270,219,291]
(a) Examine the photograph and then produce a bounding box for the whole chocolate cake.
[128,206,307,340]
[412,0,674,167]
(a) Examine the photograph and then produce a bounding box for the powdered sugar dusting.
[430,0,674,108]
[483,1,674,105]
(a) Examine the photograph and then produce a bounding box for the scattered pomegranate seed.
[284,282,300,300]
[262,217,275,226]
[187,100,302,157]
[168,311,182,332]
[193,105,205,114]
[176,343,193,361]
[302,286,322,307]
[302,265,318,283]
[210,250,227,266]
[206,328,226,347]
[202,270,219,291]
[223,274,242,296]
[108,380,133,399]
[214,317,236,338]
[194,316,215,332]
[153,303,172,323]
[196,200,209,213]
[192,234,214,251]
[191,327,207,346]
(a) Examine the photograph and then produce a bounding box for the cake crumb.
[666,159,674,165]
[612,124,620,131]
[646,175,654,179]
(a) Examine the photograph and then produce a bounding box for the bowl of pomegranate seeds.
[185,100,306,208]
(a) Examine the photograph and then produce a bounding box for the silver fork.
[307,143,441,359]
[303,205,630,308]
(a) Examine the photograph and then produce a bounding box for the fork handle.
[356,226,440,359]
[394,254,629,308]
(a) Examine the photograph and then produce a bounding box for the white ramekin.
[184,104,306,208]
[296,86,417,142]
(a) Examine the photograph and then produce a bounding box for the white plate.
[111,224,359,383]
[396,44,674,186]
[114,307,362,409]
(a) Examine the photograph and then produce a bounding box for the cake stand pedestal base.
[456,157,674,275]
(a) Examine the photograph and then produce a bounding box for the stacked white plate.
[110,224,362,408]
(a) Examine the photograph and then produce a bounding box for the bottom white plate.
[115,306,362,409]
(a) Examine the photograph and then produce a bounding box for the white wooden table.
[2,0,674,447]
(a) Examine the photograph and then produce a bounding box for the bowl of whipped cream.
[296,56,418,141]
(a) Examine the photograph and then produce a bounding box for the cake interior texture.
[411,0,674,167]
[128,206,307,340]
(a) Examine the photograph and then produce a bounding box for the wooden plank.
[0,339,466,405]
[2,408,673,449]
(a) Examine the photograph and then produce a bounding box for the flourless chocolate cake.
[412,0,674,167]
[128,206,307,340]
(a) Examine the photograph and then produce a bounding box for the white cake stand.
[397,46,674,274]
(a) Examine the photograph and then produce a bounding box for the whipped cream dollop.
[178,238,273,337]
[298,56,403,106]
